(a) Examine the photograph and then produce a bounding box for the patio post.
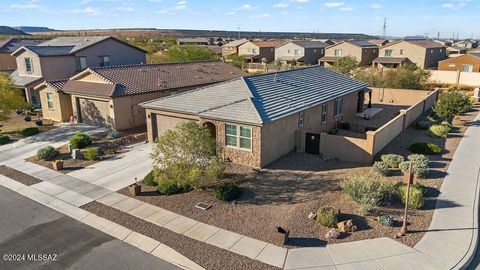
[368,91,372,108]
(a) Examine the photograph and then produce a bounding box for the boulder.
[337,220,357,233]
[325,228,340,239]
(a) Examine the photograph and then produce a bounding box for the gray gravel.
[0,165,42,185]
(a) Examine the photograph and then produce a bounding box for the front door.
[305,133,320,155]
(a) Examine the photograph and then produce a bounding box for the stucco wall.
[438,55,480,72]
[369,88,433,106]
[39,56,76,80]
[0,53,16,71]
[360,47,379,66]
[319,133,372,164]
[74,38,146,67]
[404,101,424,127]
[238,42,260,57]
[429,70,480,87]
[275,43,325,65]
[379,41,446,69]
[325,43,362,62]
[16,50,42,77]
[39,86,73,122]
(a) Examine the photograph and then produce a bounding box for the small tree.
[383,64,431,90]
[163,45,219,62]
[331,56,358,74]
[0,73,27,121]
[433,91,473,119]
[225,54,246,69]
[151,122,225,190]
[353,68,385,87]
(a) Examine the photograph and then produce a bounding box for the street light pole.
[398,162,413,237]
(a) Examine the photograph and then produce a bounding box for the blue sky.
[1,0,479,38]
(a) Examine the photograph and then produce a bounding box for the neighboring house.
[368,39,389,47]
[0,38,48,72]
[177,37,209,46]
[319,41,379,67]
[10,36,147,107]
[373,40,446,69]
[433,39,453,47]
[140,66,368,168]
[453,40,478,49]
[312,39,337,45]
[221,38,248,57]
[438,54,480,72]
[35,60,246,129]
[447,46,468,56]
[274,41,327,65]
[238,40,287,63]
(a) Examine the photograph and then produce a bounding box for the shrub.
[399,161,429,178]
[373,161,390,176]
[157,179,188,195]
[106,131,120,140]
[396,184,425,209]
[143,170,157,186]
[36,146,59,161]
[213,183,243,201]
[22,127,40,137]
[377,215,394,227]
[103,148,116,156]
[70,132,92,149]
[428,124,451,138]
[433,91,473,119]
[338,122,351,130]
[409,142,441,155]
[340,170,395,213]
[316,207,339,228]
[407,154,429,164]
[380,154,404,168]
[83,147,99,160]
[0,134,9,145]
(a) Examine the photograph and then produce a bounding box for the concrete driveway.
[0,186,180,270]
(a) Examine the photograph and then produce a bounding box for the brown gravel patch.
[0,165,42,185]
[81,201,280,270]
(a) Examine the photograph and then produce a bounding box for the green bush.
[396,184,425,209]
[0,134,9,145]
[409,142,441,155]
[407,154,429,164]
[36,146,59,161]
[213,183,243,201]
[22,127,40,137]
[377,215,394,227]
[428,124,451,138]
[103,148,116,156]
[157,179,189,195]
[380,154,404,168]
[106,131,119,140]
[83,147,99,160]
[373,161,390,176]
[70,132,92,149]
[399,161,429,178]
[316,207,339,228]
[143,170,157,186]
[340,170,395,213]
[433,91,473,119]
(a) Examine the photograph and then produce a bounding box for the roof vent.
[273,73,278,82]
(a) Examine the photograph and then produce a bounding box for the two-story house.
[373,40,447,69]
[0,38,48,72]
[438,53,480,72]
[319,41,379,67]
[238,40,287,63]
[10,36,146,107]
[274,41,327,65]
[221,38,248,58]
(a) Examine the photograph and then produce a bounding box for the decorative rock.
[337,220,357,233]
[308,212,317,220]
[72,149,83,160]
[67,143,73,153]
[325,228,340,239]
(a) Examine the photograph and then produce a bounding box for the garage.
[149,112,195,141]
[76,97,111,127]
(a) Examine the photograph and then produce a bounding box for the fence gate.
[305,133,320,155]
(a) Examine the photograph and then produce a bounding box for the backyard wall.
[429,70,480,87]
[319,133,372,164]
[369,88,433,106]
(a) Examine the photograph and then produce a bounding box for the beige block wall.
[0,53,17,71]
[319,133,372,164]
[39,87,73,122]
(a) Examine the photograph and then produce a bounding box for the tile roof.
[0,38,48,53]
[222,38,248,48]
[62,60,246,98]
[62,80,117,98]
[319,56,342,62]
[39,79,68,91]
[406,40,446,48]
[251,40,288,48]
[290,40,328,48]
[373,57,409,64]
[141,66,368,125]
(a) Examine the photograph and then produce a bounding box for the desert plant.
[407,154,429,164]
[0,134,9,145]
[396,184,425,209]
[377,215,394,227]
[380,154,404,168]
[157,179,189,195]
[83,147,99,160]
[409,142,441,155]
[22,127,40,137]
[213,183,243,201]
[103,148,116,156]
[433,91,473,119]
[340,170,395,213]
[36,146,60,161]
[399,161,429,178]
[373,161,390,176]
[70,132,92,149]
[428,124,451,138]
[106,131,120,140]
[143,170,157,186]
[316,207,339,228]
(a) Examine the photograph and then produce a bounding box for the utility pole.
[382,17,387,39]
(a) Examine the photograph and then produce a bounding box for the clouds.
[273,3,290,8]
[370,3,382,9]
[233,4,256,11]
[9,0,40,9]
[324,2,354,11]
[253,13,272,18]
[157,0,189,15]
[70,7,101,16]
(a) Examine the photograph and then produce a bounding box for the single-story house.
[222,38,248,57]
[35,60,246,129]
[438,53,480,72]
[177,37,210,46]
[140,66,369,168]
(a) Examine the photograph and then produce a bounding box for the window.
[430,49,434,54]
[448,64,456,68]
[287,49,291,54]
[314,49,317,53]
[384,49,393,57]
[399,49,404,55]
[225,124,252,150]
[298,111,304,127]
[334,98,343,116]
[46,93,54,109]
[294,49,301,55]
[25,58,33,73]
[462,64,473,72]
[99,56,110,67]
[320,49,324,54]
[334,49,342,56]
[252,48,257,54]
[75,57,87,71]
[321,103,328,123]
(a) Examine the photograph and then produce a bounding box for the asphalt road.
[0,186,180,270]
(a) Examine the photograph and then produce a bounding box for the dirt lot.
[119,106,479,249]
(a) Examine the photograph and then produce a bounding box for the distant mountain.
[0,26,27,36]
[14,26,57,33]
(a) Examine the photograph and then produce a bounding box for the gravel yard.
[119,107,479,249]
[0,165,42,185]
